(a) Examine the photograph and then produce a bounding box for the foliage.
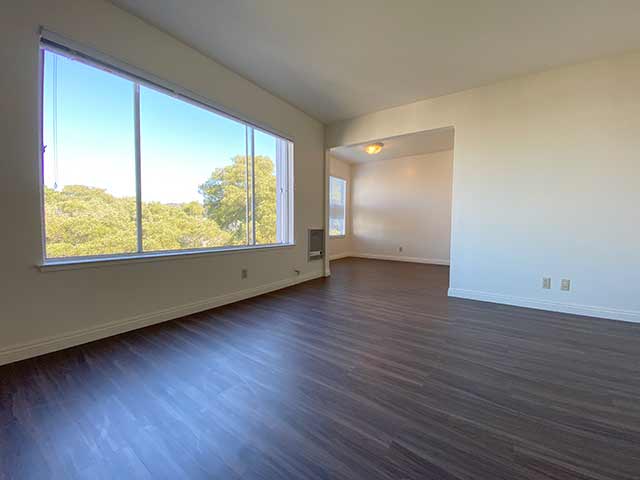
[199,155,277,245]
[141,201,232,252]
[44,156,278,258]
[45,185,138,257]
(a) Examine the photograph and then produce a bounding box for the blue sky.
[43,49,276,203]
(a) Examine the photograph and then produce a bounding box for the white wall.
[328,155,352,259]
[351,151,452,265]
[0,0,325,364]
[327,51,640,323]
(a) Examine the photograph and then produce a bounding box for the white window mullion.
[245,126,251,245]
[275,139,284,243]
[250,128,257,245]
[288,142,294,244]
[134,83,143,253]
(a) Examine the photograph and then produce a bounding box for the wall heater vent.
[308,229,324,261]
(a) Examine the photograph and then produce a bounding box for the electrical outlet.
[241,268,248,279]
[542,277,551,289]
[560,279,571,291]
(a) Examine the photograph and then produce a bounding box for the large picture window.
[41,45,293,262]
[329,176,347,237]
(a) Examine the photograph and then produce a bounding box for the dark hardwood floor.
[2,258,640,479]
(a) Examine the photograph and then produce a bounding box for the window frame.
[328,175,347,238]
[37,32,295,268]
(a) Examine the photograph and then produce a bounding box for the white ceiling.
[110,0,640,123]
[331,127,454,164]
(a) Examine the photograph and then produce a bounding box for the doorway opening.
[325,126,455,275]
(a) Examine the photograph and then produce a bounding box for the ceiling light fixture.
[365,142,384,155]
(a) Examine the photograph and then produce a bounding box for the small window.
[41,45,293,261]
[329,176,347,237]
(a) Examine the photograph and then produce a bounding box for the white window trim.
[329,175,347,238]
[38,243,296,272]
[38,30,295,268]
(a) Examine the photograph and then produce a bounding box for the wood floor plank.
[1,258,640,479]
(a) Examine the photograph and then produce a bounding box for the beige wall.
[327,51,640,322]
[0,0,325,364]
[351,151,452,264]
[328,155,352,258]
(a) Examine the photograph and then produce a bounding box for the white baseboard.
[0,271,323,366]
[351,253,450,266]
[329,252,354,261]
[448,288,640,324]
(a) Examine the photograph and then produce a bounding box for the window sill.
[329,235,346,239]
[38,243,296,272]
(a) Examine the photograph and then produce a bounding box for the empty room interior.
[328,127,454,269]
[2,1,640,479]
